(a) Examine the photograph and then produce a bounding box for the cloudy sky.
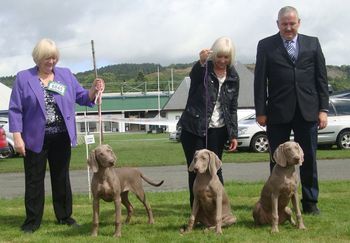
[0,0,349,77]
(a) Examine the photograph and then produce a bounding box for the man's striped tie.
[285,40,296,63]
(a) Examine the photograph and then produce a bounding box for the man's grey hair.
[278,6,300,21]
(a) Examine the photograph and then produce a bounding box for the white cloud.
[0,0,349,76]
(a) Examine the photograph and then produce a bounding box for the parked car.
[0,125,10,159]
[169,126,181,142]
[2,122,16,158]
[237,98,350,152]
[0,117,17,158]
[330,90,350,99]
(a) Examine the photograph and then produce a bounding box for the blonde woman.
[9,38,104,233]
[178,36,240,207]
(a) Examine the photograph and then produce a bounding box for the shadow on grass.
[92,201,189,220]
[0,214,23,228]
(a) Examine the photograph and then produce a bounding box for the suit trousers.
[180,126,228,207]
[22,132,73,231]
[267,106,319,207]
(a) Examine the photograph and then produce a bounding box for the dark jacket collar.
[206,60,238,82]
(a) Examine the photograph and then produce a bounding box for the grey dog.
[87,144,164,237]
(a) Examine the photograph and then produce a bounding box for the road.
[0,159,349,199]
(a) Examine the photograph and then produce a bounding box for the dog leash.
[203,60,210,149]
[94,86,104,145]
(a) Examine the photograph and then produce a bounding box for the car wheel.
[0,151,9,159]
[250,133,269,153]
[0,144,15,159]
[337,130,350,149]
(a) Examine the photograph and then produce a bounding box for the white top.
[209,76,225,128]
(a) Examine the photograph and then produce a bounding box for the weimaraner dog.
[253,141,306,233]
[185,149,236,234]
[87,144,164,237]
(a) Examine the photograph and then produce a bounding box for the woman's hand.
[89,78,105,101]
[227,138,238,152]
[13,132,26,156]
[199,49,212,65]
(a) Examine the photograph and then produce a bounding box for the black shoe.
[303,204,320,215]
[58,218,80,227]
[22,228,34,234]
[21,226,36,234]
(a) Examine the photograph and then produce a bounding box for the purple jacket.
[9,66,94,153]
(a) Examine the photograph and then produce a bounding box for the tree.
[135,71,147,82]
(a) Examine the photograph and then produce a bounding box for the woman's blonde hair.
[209,36,235,67]
[32,38,60,65]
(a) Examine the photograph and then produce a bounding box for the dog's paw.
[215,225,223,235]
[271,226,279,233]
[180,225,192,235]
[91,229,98,237]
[298,223,306,230]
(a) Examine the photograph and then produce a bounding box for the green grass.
[0,181,349,242]
[1,133,350,173]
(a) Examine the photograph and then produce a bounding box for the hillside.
[1,63,349,93]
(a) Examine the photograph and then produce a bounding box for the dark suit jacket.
[254,33,329,124]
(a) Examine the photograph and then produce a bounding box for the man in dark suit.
[254,6,329,215]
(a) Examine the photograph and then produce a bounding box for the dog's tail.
[141,174,164,187]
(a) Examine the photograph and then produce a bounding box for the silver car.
[169,109,256,142]
[237,98,350,152]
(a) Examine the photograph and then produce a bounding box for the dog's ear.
[188,150,198,172]
[87,149,99,173]
[273,143,287,167]
[108,144,117,163]
[296,142,304,165]
[208,151,222,177]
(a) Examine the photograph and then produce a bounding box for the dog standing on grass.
[184,149,236,234]
[87,144,164,237]
[253,141,306,233]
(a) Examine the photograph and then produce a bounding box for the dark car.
[0,126,10,159]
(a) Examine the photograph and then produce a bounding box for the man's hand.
[256,115,267,127]
[318,111,328,130]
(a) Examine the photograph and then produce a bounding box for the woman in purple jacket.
[9,38,104,233]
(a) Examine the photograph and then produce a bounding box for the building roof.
[162,77,191,111]
[163,62,254,111]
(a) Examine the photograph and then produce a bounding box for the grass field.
[0,181,349,242]
[0,133,349,242]
[1,132,350,173]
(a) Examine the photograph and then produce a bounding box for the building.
[0,82,11,111]
[75,92,171,133]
